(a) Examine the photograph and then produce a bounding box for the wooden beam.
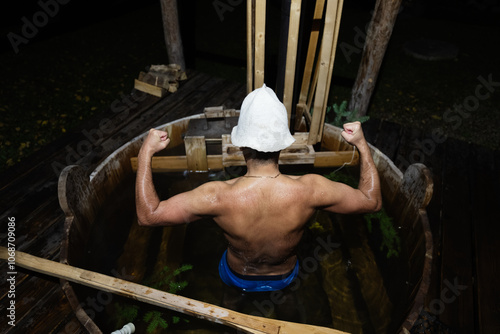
[134,79,166,97]
[308,0,341,145]
[298,0,325,106]
[246,0,253,93]
[318,0,344,141]
[131,132,359,172]
[130,155,223,172]
[294,0,325,130]
[132,149,359,171]
[254,0,266,89]
[282,0,302,126]
[185,136,208,171]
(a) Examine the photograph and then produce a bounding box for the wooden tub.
[58,113,433,334]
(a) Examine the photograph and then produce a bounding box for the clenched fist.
[140,128,171,157]
[341,121,366,148]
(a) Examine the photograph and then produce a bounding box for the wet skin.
[135,122,382,277]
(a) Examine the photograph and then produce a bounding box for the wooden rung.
[130,148,358,173]
[130,133,358,173]
[130,155,223,173]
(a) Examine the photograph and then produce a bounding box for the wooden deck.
[1,71,499,333]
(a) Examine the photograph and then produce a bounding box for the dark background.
[1,0,499,171]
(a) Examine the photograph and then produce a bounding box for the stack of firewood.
[134,64,187,97]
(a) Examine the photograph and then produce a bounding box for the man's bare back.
[209,174,319,276]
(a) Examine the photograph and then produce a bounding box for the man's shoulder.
[284,173,326,183]
[197,179,233,191]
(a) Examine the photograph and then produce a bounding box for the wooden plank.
[308,0,340,145]
[283,0,302,125]
[294,0,324,131]
[319,0,344,142]
[185,136,208,172]
[131,155,223,172]
[246,0,253,93]
[472,147,500,334]
[134,79,166,97]
[254,0,266,89]
[298,0,325,106]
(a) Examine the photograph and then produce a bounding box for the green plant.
[325,100,370,127]
[113,264,192,333]
[113,303,139,328]
[364,208,401,258]
[143,310,169,333]
[144,264,193,293]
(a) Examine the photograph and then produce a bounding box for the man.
[135,84,381,294]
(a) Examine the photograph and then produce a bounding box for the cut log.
[348,0,403,117]
[160,0,186,72]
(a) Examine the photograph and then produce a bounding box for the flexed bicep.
[139,183,222,226]
[311,175,381,215]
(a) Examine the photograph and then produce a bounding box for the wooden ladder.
[247,0,345,145]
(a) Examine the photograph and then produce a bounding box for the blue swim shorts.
[218,250,299,292]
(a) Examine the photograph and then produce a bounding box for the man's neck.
[244,162,280,178]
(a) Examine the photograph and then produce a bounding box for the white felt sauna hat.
[231,84,295,152]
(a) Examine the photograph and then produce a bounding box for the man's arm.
[312,122,382,214]
[135,129,215,226]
